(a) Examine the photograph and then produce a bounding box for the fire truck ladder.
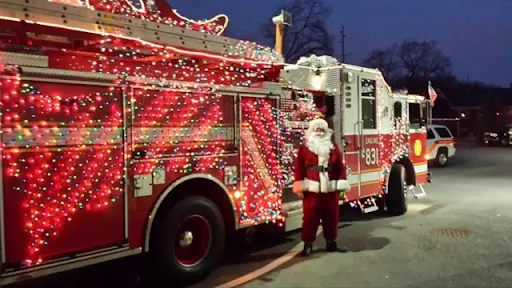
[240,125,277,194]
[0,0,283,62]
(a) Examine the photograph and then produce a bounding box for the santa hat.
[308,118,328,130]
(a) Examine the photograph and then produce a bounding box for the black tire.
[385,164,407,216]
[501,138,508,146]
[151,196,225,285]
[435,150,448,167]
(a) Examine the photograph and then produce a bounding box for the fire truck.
[278,56,431,222]
[0,0,430,286]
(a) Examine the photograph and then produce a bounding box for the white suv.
[426,125,456,167]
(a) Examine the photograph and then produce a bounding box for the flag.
[428,81,438,106]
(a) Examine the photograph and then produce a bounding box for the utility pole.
[340,26,347,63]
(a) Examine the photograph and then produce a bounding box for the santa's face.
[305,119,333,156]
[311,125,328,139]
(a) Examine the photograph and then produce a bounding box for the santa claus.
[293,117,350,256]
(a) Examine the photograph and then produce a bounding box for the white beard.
[306,131,334,157]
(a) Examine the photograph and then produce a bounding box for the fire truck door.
[344,73,381,200]
[342,74,363,200]
[360,77,382,197]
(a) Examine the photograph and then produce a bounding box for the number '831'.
[364,148,379,166]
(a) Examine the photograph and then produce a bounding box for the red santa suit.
[293,118,350,251]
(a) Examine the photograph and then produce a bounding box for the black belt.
[307,165,332,172]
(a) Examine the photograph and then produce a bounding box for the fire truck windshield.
[409,102,429,129]
[422,101,431,125]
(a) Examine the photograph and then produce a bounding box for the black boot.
[326,241,348,253]
[301,242,313,257]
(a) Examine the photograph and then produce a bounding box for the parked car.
[426,125,456,167]
[484,124,512,146]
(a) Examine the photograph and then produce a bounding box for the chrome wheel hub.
[439,154,447,165]
[179,231,193,248]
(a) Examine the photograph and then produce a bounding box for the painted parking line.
[214,228,323,288]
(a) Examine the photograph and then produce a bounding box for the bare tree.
[261,0,334,63]
[361,44,399,81]
[363,40,452,81]
[398,40,452,79]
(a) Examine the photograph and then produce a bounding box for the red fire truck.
[0,0,430,285]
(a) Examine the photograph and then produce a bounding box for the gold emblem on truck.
[414,140,422,156]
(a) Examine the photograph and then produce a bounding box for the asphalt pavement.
[236,142,512,288]
[8,142,512,288]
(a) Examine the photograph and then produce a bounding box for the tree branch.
[285,2,317,61]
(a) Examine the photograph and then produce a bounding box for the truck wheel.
[385,164,407,216]
[435,150,448,167]
[151,196,225,285]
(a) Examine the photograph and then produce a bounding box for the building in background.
[432,86,512,141]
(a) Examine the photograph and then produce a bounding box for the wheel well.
[393,157,416,186]
[146,176,237,252]
[437,146,448,155]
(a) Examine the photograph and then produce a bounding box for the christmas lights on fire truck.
[0,0,431,285]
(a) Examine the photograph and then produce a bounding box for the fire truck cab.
[280,56,430,221]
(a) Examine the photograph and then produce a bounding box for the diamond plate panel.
[2,127,123,147]
[21,66,117,81]
[0,52,48,68]
[324,68,343,148]
[325,68,341,92]
[133,127,234,144]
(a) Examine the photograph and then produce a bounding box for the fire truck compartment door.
[239,94,281,221]
[1,79,127,267]
[129,88,238,199]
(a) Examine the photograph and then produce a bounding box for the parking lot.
[9,143,512,288]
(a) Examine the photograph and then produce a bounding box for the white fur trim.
[308,118,329,130]
[318,155,329,166]
[317,155,330,192]
[336,180,351,192]
[302,178,343,193]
